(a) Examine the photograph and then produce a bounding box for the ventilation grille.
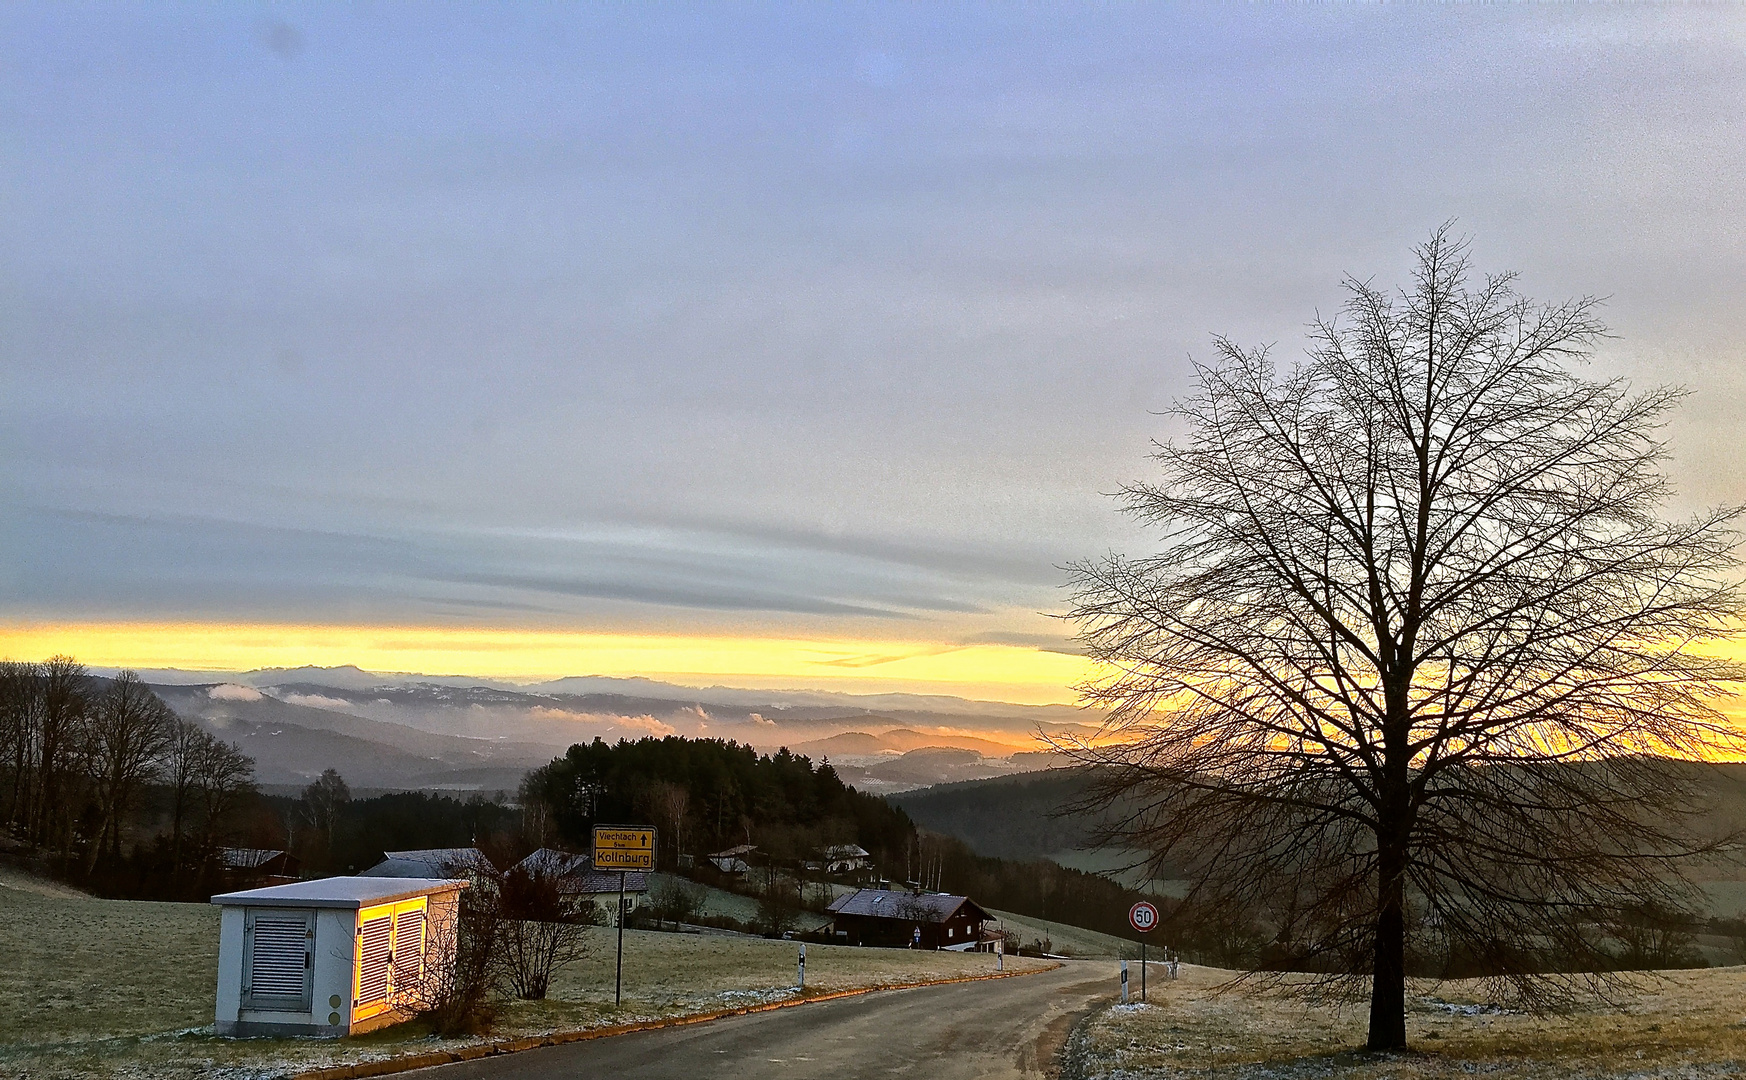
[357,916,392,1004]
[393,908,426,991]
[249,916,309,1000]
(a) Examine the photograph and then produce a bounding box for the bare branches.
[1065,228,1745,1048]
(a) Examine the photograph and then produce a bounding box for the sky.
[3,4,1745,703]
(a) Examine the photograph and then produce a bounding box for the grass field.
[1072,962,1746,1079]
[0,886,1046,1080]
[986,908,1136,959]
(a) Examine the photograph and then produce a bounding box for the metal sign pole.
[615,869,626,1005]
[1141,939,1147,1002]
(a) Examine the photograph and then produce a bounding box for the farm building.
[827,888,991,950]
[359,847,494,881]
[210,876,466,1037]
[822,844,872,876]
[515,847,648,924]
[217,847,301,888]
[706,843,757,875]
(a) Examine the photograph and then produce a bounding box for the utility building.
[210,876,467,1037]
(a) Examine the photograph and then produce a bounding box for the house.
[358,848,495,882]
[826,888,991,950]
[210,876,467,1037]
[706,843,757,876]
[218,847,302,887]
[822,844,872,876]
[514,848,648,924]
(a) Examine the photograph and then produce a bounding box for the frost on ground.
[0,887,1045,1080]
[1072,963,1746,1080]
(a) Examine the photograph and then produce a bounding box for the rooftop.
[826,888,987,923]
[210,876,467,909]
[359,847,495,879]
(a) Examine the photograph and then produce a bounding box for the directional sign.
[1129,900,1160,934]
[592,825,656,870]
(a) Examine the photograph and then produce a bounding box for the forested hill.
[890,769,1099,862]
[519,736,916,871]
[894,761,1746,875]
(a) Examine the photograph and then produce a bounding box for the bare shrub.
[497,864,601,1001]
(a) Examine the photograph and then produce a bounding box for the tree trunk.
[1367,836,1408,1050]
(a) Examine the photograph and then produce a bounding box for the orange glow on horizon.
[0,620,1096,706]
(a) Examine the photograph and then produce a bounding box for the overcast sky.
[3,4,1744,683]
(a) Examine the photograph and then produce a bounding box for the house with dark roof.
[514,848,648,925]
[358,847,495,881]
[217,847,301,887]
[826,888,991,950]
[705,844,757,876]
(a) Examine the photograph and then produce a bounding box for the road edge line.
[292,962,1064,1080]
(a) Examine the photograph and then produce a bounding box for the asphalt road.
[411,961,1115,1080]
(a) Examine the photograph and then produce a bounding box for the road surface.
[412,961,1115,1080]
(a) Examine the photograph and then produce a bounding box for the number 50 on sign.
[1129,900,1159,933]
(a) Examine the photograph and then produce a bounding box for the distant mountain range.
[136,664,1104,794]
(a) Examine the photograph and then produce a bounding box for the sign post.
[593,825,656,1006]
[1129,901,1159,1003]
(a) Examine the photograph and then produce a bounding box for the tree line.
[0,657,258,884]
[518,735,916,870]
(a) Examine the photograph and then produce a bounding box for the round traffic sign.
[1129,900,1159,933]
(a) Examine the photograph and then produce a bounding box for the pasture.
[0,885,1041,1080]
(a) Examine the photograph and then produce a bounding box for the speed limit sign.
[1129,900,1159,933]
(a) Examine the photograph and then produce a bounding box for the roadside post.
[1129,900,1159,1002]
[995,934,1003,972]
[798,942,806,990]
[593,824,657,1006]
[1120,958,1129,1004]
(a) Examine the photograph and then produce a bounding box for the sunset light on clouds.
[4,6,1746,710]
[0,622,1094,705]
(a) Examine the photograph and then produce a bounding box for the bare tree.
[299,767,350,861]
[0,660,41,830]
[35,656,92,854]
[496,863,600,1000]
[649,874,707,929]
[82,671,172,873]
[1066,228,1745,1050]
[400,888,504,1036]
[191,735,256,861]
[163,718,206,874]
[642,780,689,869]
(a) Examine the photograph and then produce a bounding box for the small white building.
[210,876,467,1037]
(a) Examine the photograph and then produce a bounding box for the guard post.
[1120,958,1129,1004]
[593,824,656,1006]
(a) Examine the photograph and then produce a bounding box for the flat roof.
[210,875,467,909]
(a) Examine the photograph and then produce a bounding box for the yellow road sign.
[592,825,656,870]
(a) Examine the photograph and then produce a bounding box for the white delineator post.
[1120,959,1129,1004]
[798,943,806,990]
[995,935,1003,972]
